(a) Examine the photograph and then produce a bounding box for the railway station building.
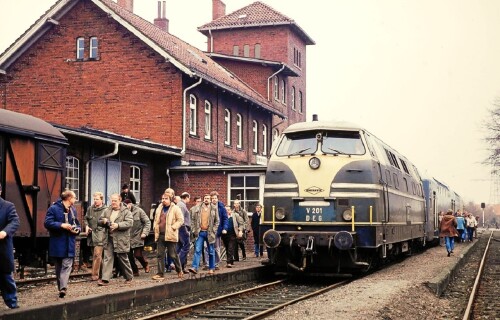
[0,0,314,219]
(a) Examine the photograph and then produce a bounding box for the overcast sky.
[1,0,497,204]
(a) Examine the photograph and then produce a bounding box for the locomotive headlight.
[275,207,286,220]
[309,157,321,170]
[342,209,352,221]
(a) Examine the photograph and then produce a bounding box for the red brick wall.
[2,1,183,147]
[185,85,272,165]
[170,171,229,204]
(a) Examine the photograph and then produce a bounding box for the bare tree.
[484,101,500,167]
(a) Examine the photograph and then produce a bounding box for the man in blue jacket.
[44,190,80,298]
[0,183,20,309]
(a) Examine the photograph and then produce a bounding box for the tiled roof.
[97,0,284,117]
[198,1,315,45]
[0,0,285,118]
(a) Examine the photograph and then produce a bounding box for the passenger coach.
[261,120,427,274]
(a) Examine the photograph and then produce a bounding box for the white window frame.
[254,43,261,58]
[243,44,250,57]
[233,45,239,56]
[89,36,98,59]
[252,120,258,153]
[76,37,84,60]
[262,124,268,156]
[189,94,197,135]
[291,86,296,110]
[204,100,211,140]
[281,79,286,104]
[236,113,243,148]
[273,76,279,100]
[130,166,141,203]
[299,91,303,113]
[224,109,231,146]
[65,156,80,200]
[227,174,265,213]
[272,128,279,142]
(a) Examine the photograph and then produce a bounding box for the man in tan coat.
[152,193,184,279]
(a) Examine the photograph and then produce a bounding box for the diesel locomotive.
[261,119,461,275]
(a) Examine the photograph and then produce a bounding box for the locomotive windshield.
[321,130,365,155]
[276,130,365,156]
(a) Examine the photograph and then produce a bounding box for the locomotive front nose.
[263,229,281,248]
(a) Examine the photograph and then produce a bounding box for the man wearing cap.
[0,183,20,309]
[120,184,137,204]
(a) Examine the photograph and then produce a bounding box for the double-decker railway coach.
[261,119,428,275]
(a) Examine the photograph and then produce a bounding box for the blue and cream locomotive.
[261,119,449,274]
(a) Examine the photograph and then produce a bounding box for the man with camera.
[44,189,81,298]
[97,193,133,286]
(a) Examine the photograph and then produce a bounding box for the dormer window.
[76,37,84,60]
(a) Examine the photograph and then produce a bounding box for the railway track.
[135,279,349,320]
[462,230,500,320]
[16,271,92,289]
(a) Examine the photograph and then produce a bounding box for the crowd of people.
[46,186,265,298]
[439,209,479,257]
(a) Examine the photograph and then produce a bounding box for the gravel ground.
[268,231,492,320]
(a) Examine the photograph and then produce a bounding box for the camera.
[70,225,81,234]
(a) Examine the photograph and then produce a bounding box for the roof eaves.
[207,53,299,77]
[91,0,195,77]
[55,125,182,157]
[198,21,315,45]
[0,0,76,70]
[198,73,285,119]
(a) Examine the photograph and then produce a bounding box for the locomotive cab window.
[276,131,318,156]
[321,131,365,155]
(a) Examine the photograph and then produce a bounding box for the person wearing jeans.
[439,209,458,257]
[189,194,219,274]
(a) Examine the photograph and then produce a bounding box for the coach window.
[403,177,409,192]
[204,100,211,140]
[224,109,231,146]
[65,156,80,200]
[89,37,98,59]
[189,95,197,136]
[252,120,258,153]
[236,113,243,149]
[76,37,84,60]
[233,45,239,56]
[228,174,263,213]
[255,43,261,58]
[130,166,140,203]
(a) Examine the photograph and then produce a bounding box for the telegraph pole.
[481,202,485,228]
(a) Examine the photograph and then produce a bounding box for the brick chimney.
[212,0,226,20]
[154,1,169,32]
[117,0,133,12]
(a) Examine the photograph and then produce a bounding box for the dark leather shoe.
[97,280,110,286]
[59,288,67,298]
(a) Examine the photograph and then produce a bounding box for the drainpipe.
[85,142,119,203]
[208,29,213,53]
[267,64,285,101]
[182,77,203,154]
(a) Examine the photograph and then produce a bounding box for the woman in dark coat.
[44,190,80,298]
[0,183,20,309]
[439,209,458,257]
[251,204,264,258]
